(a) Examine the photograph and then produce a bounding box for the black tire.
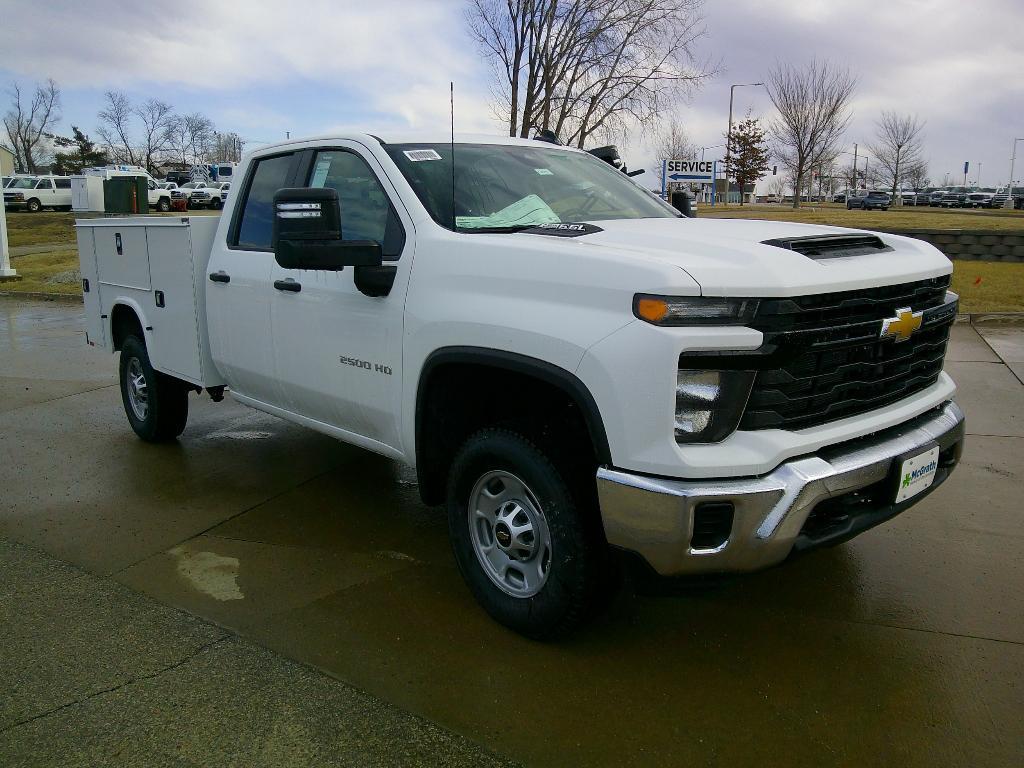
[447,429,606,640]
[119,335,189,442]
[211,198,222,210]
[157,197,171,212]
[26,198,41,213]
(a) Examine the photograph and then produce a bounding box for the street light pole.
[1006,138,1023,209]
[724,82,765,205]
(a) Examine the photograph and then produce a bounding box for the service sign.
[665,160,715,183]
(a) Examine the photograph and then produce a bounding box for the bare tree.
[467,0,712,148]
[168,112,215,166]
[868,111,925,199]
[766,60,855,208]
[905,160,930,191]
[650,117,695,191]
[97,91,140,166]
[3,79,61,172]
[766,175,786,199]
[136,98,175,173]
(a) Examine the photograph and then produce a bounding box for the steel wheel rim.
[468,470,552,598]
[126,357,149,421]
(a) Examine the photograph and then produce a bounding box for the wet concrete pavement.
[1,297,1022,766]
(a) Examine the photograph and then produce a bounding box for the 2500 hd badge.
[339,355,392,375]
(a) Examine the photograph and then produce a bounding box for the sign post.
[0,201,17,281]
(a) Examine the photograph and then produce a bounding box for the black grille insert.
[679,276,956,432]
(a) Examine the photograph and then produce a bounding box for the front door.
[206,151,299,407]
[270,144,412,454]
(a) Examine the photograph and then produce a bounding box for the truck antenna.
[450,82,456,232]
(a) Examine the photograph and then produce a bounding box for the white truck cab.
[4,174,73,211]
[76,133,964,638]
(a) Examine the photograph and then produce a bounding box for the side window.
[235,153,294,250]
[55,178,71,189]
[308,150,404,257]
[36,179,53,190]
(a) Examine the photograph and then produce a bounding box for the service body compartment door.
[146,224,203,383]
[95,226,151,290]
[75,225,106,348]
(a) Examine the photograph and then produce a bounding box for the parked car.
[939,190,967,208]
[847,190,890,210]
[928,190,949,206]
[3,174,73,212]
[187,182,228,210]
[964,192,995,209]
[832,192,847,203]
[764,194,782,204]
[900,191,917,206]
[219,181,231,205]
[171,181,204,206]
[991,187,1024,209]
[75,131,964,638]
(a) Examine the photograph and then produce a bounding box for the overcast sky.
[2,0,1022,189]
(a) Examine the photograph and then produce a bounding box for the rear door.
[206,151,300,407]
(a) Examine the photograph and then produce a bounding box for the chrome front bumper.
[597,401,965,576]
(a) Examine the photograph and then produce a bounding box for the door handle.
[209,271,230,283]
[274,278,301,293]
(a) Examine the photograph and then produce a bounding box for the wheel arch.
[414,346,612,506]
[109,300,150,352]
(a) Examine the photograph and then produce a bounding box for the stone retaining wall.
[879,229,1024,262]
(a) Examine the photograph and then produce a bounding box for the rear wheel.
[447,429,606,640]
[119,335,189,442]
[157,197,171,212]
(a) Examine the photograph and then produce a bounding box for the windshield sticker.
[404,149,443,162]
[311,159,331,188]
[534,168,553,175]
[456,194,560,229]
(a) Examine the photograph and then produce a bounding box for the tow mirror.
[271,187,382,270]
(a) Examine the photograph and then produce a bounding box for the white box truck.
[76,133,964,638]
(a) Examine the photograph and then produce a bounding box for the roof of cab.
[246,132,583,157]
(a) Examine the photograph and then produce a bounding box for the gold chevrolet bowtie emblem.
[881,307,923,342]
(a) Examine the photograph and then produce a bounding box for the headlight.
[634,295,758,326]
[675,369,755,443]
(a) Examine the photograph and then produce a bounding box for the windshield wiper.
[459,224,539,234]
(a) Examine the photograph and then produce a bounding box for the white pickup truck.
[76,133,964,638]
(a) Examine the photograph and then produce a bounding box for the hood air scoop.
[761,233,893,260]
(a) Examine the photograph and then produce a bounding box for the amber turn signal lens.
[636,297,668,322]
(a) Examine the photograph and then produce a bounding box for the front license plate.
[894,446,940,504]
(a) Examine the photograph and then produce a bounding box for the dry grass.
[2,248,82,295]
[950,261,1024,313]
[5,211,79,248]
[702,203,1024,231]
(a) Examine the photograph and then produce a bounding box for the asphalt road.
[1,297,1022,766]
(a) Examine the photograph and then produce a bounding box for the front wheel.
[211,198,222,210]
[447,429,606,639]
[26,198,41,213]
[157,197,171,212]
[119,335,189,442]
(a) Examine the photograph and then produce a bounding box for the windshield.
[11,177,36,189]
[384,142,677,232]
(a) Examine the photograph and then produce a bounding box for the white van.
[3,175,73,211]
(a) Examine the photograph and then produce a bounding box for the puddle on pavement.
[169,545,244,601]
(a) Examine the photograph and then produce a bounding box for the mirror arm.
[354,265,397,297]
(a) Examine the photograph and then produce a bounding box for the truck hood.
[527,217,952,297]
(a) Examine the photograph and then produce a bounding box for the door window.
[55,178,71,189]
[36,179,53,190]
[308,150,404,258]
[234,153,295,250]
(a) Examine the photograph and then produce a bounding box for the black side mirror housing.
[271,187,383,271]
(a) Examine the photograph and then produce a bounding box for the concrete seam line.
[0,635,232,735]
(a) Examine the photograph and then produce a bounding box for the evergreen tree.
[52,126,109,174]
[726,114,770,206]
